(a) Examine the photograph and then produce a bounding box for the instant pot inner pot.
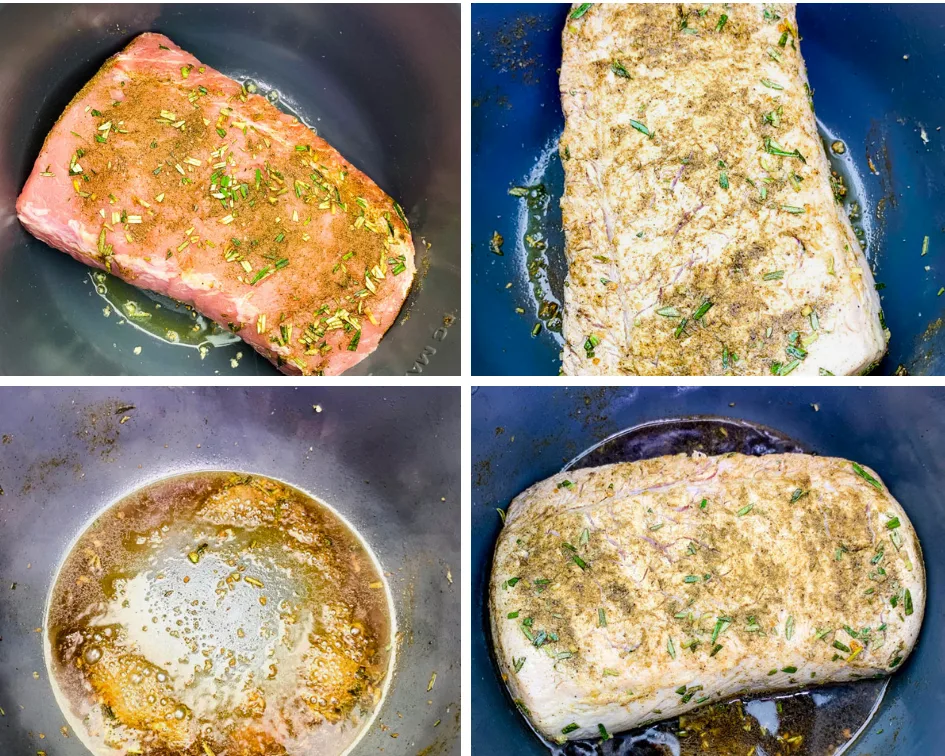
[0,3,460,376]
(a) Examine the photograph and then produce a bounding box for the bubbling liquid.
[45,472,394,756]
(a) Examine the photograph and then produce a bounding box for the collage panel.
[472,386,940,754]
[0,3,460,377]
[473,3,945,376]
[0,386,460,755]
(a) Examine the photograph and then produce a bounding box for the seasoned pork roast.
[559,4,886,376]
[491,453,924,741]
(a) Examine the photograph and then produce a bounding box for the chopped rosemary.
[852,462,882,490]
[570,3,592,20]
[693,300,713,320]
[611,60,631,79]
[764,136,806,162]
[628,119,652,137]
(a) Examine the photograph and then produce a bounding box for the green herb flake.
[598,723,612,741]
[922,235,930,256]
[786,616,795,640]
[667,637,676,659]
[761,78,784,90]
[598,607,607,627]
[852,462,882,490]
[570,3,592,20]
[561,723,579,735]
[716,13,728,32]
[628,119,653,138]
[611,60,631,79]
[693,300,713,320]
[736,504,753,517]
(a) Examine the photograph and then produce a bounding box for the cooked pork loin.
[559,3,886,376]
[17,33,415,376]
[490,453,924,741]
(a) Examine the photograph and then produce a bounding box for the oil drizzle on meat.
[45,471,394,756]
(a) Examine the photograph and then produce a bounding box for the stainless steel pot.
[0,386,460,754]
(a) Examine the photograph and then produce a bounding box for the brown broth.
[45,471,394,756]
[544,678,886,755]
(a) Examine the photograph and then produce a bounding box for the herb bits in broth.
[45,472,394,756]
[90,271,241,351]
[545,679,886,755]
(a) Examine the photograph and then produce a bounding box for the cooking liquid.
[543,681,886,756]
[45,472,394,756]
